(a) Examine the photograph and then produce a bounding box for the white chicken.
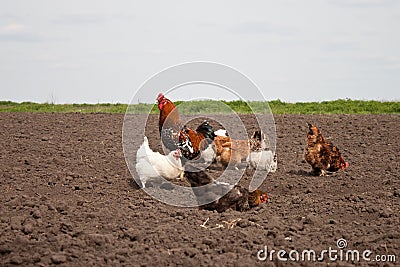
[135,136,184,188]
[200,143,216,164]
[247,130,277,172]
[247,151,277,172]
[214,129,228,137]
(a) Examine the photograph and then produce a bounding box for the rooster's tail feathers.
[143,136,149,144]
[137,136,152,160]
[196,121,215,140]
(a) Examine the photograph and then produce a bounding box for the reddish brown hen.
[304,123,349,176]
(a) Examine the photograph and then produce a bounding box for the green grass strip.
[0,99,398,114]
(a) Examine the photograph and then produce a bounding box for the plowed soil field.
[1,113,399,266]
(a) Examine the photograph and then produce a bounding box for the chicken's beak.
[261,194,269,203]
[341,162,349,171]
[175,149,182,159]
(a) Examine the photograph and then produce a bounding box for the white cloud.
[50,14,108,25]
[0,23,25,33]
[0,1,399,102]
[329,0,398,8]
[354,55,400,69]
[0,23,42,42]
[231,20,297,36]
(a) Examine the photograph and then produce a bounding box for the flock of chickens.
[135,93,349,212]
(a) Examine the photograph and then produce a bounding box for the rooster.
[185,169,268,212]
[304,123,349,176]
[135,136,184,188]
[157,93,215,161]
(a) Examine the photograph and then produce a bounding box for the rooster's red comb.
[157,93,165,102]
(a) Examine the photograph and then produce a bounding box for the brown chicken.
[214,129,267,169]
[216,141,250,169]
[304,123,349,176]
[214,135,250,169]
[214,135,231,156]
[157,93,215,160]
[185,169,268,212]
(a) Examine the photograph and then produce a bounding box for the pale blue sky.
[0,0,399,103]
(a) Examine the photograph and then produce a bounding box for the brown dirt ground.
[0,113,399,266]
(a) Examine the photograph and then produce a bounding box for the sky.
[0,0,399,103]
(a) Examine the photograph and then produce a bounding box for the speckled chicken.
[304,123,349,176]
